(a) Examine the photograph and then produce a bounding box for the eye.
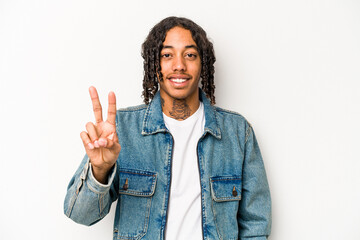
[161,53,171,58]
[186,53,197,59]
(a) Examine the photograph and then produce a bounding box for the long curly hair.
[141,16,216,105]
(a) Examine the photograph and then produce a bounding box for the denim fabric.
[64,89,271,240]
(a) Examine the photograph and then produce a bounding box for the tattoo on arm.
[169,100,191,120]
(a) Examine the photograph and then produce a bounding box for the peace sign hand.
[80,86,121,184]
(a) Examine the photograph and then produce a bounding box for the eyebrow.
[162,45,199,51]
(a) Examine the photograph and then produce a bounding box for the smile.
[170,78,188,83]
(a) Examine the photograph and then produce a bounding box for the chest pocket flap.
[210,176,242,202]
[118,169,157,197]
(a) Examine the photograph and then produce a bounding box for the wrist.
[92,164,113,184]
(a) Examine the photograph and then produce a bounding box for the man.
[64,16,271,240]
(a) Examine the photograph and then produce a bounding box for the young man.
[64,17,271,240]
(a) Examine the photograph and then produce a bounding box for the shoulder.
[211,105,254,142]
[213,106,252,141]
[213,106,251,127]
[116,104,148,113]
[115,104,148,127]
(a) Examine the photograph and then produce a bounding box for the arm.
[63,155,118,226]
[64,86,121,226]
[238,124,271,239]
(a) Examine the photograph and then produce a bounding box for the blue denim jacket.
[64,90,271,240]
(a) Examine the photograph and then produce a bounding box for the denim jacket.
[64,89,271,240]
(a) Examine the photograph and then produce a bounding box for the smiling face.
[159,26,202,105]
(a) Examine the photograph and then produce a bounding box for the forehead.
[163,26,197,47]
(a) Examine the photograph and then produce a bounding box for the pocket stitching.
[210,177,242,202]
[118,170,157,197]
[115,169,157,239]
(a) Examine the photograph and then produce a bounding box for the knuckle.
[80,133,89,143]
[106,120,116,126]
[93,106,102,112]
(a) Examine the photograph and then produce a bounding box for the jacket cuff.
[86,161,117,194]
[241,237,267,240]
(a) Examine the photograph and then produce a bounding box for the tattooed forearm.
[169,99,191,120]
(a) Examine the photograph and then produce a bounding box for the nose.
[172,55,186,72]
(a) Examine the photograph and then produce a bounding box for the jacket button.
[232,186,237,197]
[123,178,129,190]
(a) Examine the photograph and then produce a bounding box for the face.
[159,26,201,104]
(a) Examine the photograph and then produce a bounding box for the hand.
[80,86,121,183]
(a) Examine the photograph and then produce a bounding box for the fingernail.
[108,133,114,140]
[98,138,107,147]
[88,143,94,149]
[94,140,100,148]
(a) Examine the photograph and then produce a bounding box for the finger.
[80,131,94,150]
[108,132,115,141]
[89,86,103,124]
[98,138,108,147]
[99,136,121,152]
[106,91,117,125]
[112,131,119,142]
[85,122,100,147]
[98,131,116,147]
[108,132,120,152]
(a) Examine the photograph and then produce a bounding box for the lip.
[168,77,189,85]
[166,74,191,87]
[167,74,191,80]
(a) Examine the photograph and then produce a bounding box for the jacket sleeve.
[63,155,119,226]
[238,124,271,239]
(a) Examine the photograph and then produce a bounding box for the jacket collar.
[142,89,221,139]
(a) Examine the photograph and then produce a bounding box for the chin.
[160,85,198,102]
[169,94,188,101]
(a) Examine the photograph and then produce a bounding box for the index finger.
[106,91,117,125]
[89,86,103,124]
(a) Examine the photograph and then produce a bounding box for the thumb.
[107,131,119,143]
[108,132,115,141]
[98,134,120,152]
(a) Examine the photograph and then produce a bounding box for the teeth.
[171,78,186,83]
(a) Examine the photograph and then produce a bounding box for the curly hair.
[141,16,216,105]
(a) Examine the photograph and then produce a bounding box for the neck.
[161,94,200,121]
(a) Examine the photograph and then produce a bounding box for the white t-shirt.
[163,102,205,240]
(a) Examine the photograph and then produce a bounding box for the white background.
[1,0,360,239]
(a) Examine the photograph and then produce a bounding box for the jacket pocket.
[114,169,157,240]
[210,176,242,240]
